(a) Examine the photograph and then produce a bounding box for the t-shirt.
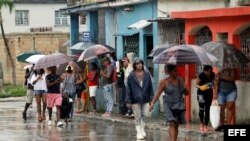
[197,72,215,94]
[46,73,60,94]
[101,64,113,86]
[88,70,98,86]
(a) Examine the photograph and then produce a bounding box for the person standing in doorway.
[126,58,154,140]
[196,65,215,131]
[150,64,187,141]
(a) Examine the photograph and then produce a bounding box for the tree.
[0,0,16,86]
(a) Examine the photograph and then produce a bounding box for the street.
[0,101,221,141]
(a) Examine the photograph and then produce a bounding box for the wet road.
[0,101,217,141]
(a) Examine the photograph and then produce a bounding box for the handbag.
[75,83,86,91]
[210,100,221,129]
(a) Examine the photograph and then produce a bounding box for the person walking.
[214,68,237,130]
[196,65,215,131]
[22,66,34,121]
[46,66,64,127]
[150,64,187,141]
[126,58,154,140]
[61,65,76,121]
[31,69,47,122]
[88,62,98,114]
[100,57,114,117]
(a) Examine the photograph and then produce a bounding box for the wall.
[0,32,69,85]
[158,0,225,18]
[1,3,86,33]
[115,2,154,59]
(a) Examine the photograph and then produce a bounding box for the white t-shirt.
[31,74,47,92]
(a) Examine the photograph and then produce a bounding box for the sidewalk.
[0,96,224,140]
[77,113,224,140]
[0,96,26,102]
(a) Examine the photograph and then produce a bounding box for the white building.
[1,0,86,34]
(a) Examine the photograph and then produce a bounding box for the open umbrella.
[201,41,250,69]
[148,43,178,58]
[56,61,83,75]
[153,44,218,65]
[25,54,45,64]
[78,44,111,61]
[70,42,95,50]
[16,51,41,63]
[71,42,115,52]
[34,53,73,69]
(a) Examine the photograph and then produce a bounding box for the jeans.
[218,88,237,105]
[131,103,151,125]
[68,92,76,119]
[103,84,113,113]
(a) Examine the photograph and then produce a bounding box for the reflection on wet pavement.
[0,102,220,141]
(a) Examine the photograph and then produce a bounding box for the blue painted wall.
[114,2,155,60]
[70,13,79,48]
[87,11,99,43]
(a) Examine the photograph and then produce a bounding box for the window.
[15,10,29,26]
[55,11,68,26]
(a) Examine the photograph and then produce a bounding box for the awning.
[113,30,139,36]
[128,20,151,30]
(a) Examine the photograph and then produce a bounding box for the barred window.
[55,11,68,26]
[15,10,29,26]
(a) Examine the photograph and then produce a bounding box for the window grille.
[15,10,29,26]
[240,27,250,81]
[55,11,68,26]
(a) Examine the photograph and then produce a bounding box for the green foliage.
[0,84,26,98]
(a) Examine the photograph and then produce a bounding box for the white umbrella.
[25,54,45,64]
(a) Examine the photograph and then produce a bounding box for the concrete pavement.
[0,96,223,140]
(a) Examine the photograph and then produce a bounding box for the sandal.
[38,116,43,122]
[41,115,46,120]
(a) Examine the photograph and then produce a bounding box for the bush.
[0,85,26,98]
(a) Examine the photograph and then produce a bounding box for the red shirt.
[88,70,98,86]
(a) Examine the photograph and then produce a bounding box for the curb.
[0,96,26,102]
[79,114,224,140]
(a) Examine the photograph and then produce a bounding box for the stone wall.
[0,32,69,85]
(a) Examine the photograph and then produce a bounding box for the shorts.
[33,90,46,95]
[46,93,62,108]
[26,89,34,103]
[89,86,97,97]
[218,88,237,105]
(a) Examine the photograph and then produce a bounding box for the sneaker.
[48,120,52,126]
[57,121,64,127]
